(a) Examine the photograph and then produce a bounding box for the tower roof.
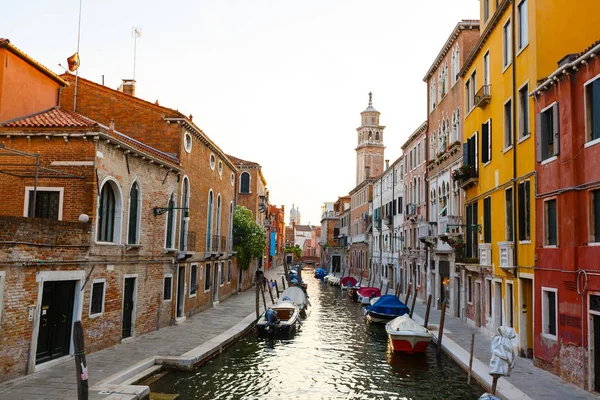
[361,92,379,113]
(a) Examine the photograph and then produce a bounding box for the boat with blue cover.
[364,295,410,323]
[314,268,328,279]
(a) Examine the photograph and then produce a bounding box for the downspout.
[392,166,395,289]
[380,177,383,289]
[511,0,519,275]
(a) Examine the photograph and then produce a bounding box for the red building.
[266,204,285,270]
[533,41,600,391]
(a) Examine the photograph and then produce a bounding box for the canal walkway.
[409,297,599,400]
[0,266,285,400]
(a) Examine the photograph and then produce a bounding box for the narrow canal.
[149,274,485,399]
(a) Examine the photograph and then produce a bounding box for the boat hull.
[366,311,399,323]
[387,333,431,354]
[256,321,297,337]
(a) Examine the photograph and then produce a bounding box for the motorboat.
[357,287,381,305]
[324,274,334,283]
[348,286,358,301]
[314,268,328,279]
[279,286,309,314]
[386,315,433,353]
[328,276,340,286]
[256,301,300,336]
[340,276,358,291]
[365,295,410,323]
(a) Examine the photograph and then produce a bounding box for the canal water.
[149,274,484,399]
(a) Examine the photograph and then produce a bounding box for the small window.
[231,173,235,186]
[165,193,176,249]
[184,132,192,153]
[163,275,173,301]
[585,77,600,142]
[467,276,473,303]
[417,265,421,286]
[205,264,211,292]
[90,280,105,316]
[483,0,490,22]
[542,287,558,339]
[517,0,528,51]
[127,182,141,245]
[26,188,62,220]
[486,279,492,317]
[503,19,512,68]
[545,199,557,246]
[504,99,513,149]
[220,262,225,286]
[98,181,120,243]
[190,264,198,296]
[539,103,559,161]
[506,282,514,327]
[227,261,232,283]
[592,189,600,243]
[518,180,531,241]
[218,161,223,176]
[518,84,530,139]
[210,154,216,170]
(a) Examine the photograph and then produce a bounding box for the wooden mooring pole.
[261,284,268,312]
[467,333,475,384]
[274,280,280,298]
[281,276,287,290]
[73,321,89,400]
[423,294,432,328]
[436,301,447,362]
[255,281,260,319]
[409,286,418,318]
[404,283,412,304]
[491,374,500,395]
[268,283,275,304]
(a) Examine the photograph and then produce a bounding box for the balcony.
[498,241,515,271]
[418,221,437,239]
[453,165,478,190]
[474,85,491,108]
[321,211,340,220]
[438,215,463,236]
[405,203,417,218]
[479,243,491,266]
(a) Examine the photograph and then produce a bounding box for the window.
[452,45,460,85]
[506,282,514,327]
[205,264,211,292]
[207,191,214,250]
[417,264,421,286]
[504,99,513,149]
[466,202,478,258]
[542,287,558,339]
[163,275,173,301]
[538,103,559,161]
[463,132,478,174]
[481,119,492,163]
[518,84,530,139]
[190,264,198,296]
[179,178,190,251]
[503,19,512,68]
[592,189,600,243]
[215,195,222,251]
[127,182,141,245]
[90,280,105,316]
[218,161,223,176]
[466,71,477,111]
[98,181,122,243]
[220,262,225,286]
[165,193,176,249]
[483,0,490,22]
[545,199,557,246]
[230,172,235,186]
[227,261,232,283]
[486,279,492,317]
[467,276,473,303]
[517,0,528,51]
[518,180,531,241]
[484,196,492,243]
[430,79,437,112]
[184,132,192,153]
[585,77,600,142]
[505,188,514,241]
[210,154,216,170]
[240,172,250,194]
[25,188,63,220]
[484,52,490,87]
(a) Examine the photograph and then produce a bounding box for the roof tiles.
[2,108,98,128]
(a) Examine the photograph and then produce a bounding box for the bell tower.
[356,92,385,185]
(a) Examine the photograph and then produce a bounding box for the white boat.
[279,286,308,313]
[328,277,340,286]
[256,301,300,336]
[323,274,335,283]
[385,315,433,354]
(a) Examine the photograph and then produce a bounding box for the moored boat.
[328,276,340,286]
[339,276,358,291]
[314,268,328,279]
[365,295,410,323]
[279,286,309,315]
[386,315,433,353]
[357,287,381,305]
[256,301,300,336]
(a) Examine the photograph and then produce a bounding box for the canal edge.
[411,312,531,400]
[89,312,259,399]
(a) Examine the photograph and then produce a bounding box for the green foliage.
[284,245,302,259]
[233,206,266,271]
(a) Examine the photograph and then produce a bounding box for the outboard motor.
[265,309,280,328]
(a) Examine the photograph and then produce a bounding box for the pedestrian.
[270,279,275,290]
[263,276,268,291]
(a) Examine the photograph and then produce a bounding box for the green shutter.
[594,190,600,242]
[484,197,492,243]
[592,80,600,141]
[481,123,489,163]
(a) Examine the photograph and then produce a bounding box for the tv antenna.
[132,26,142,80]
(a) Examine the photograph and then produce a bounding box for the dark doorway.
[238,268,243,293]
[332,255,341,274]
[439,261,450,307]
[475,282,482,328]
[122,277,136,338]
[176,266,185,318]
[36,280,76,364]
[213,264,219,303]
[594,315,600,391]
[455,277,461,318]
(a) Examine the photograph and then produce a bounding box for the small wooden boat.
[340,276,358,291]
[256,301,299,336]
[386,315,433,353]
[365,295,410,323]
[357,287,381,305]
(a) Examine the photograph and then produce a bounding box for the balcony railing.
[498,241,514,269]
[418,221,437,239]
[454,165,479,189]
[438,215,463,236]
[406,204,417,217]
[205,234,227,253]
[474,84,491,108]
[321,211,340,220]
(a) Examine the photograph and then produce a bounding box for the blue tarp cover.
[367,295,410,316]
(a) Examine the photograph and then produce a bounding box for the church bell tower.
[356,92,385,185]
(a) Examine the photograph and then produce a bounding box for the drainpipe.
[380,177,383,289]
[392,165,395,289]
[511,0,519,275]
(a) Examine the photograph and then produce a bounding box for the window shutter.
[553,103,560,156]
[463,142,469,166]
[519,95,525,137]
[488,118,492,162]
[481,123,489,163]
[547,200,557,245]
[475,131,479,173]
[466,204,472,257]
[592,80,600,140]
[594,191,600,242]
[535,113,542,162]
[484,197,492,243]
[518,183,525,240]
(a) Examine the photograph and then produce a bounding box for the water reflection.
[150,275,484,399]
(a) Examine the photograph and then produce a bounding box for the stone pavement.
[410,298,599,400]
[0,266,285,400]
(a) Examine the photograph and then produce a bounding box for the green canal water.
[149,274,485,399]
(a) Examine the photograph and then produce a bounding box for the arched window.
[179,177,190,251]
[375,132,380,141]
[98,180,122,243]
[127,181,141,245]
[165,193,176,249]
[216,194,222,251]
[240,172,250,194]
[430,79,436,112]
[206,191,214,250]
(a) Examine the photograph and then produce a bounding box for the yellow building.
[458,0,600,357]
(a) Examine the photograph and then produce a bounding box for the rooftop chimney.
[117,79,136,96]
[365,166,371,178]
[385,159,390,168]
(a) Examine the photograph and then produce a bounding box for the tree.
[233,206,266,271]
[284,245,302,259]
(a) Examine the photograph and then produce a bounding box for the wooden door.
[122,278,135,338]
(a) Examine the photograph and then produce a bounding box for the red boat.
[357,287,381,304]
[340,276,358,290]
[386,315,433,354]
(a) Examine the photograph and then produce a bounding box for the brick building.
[266,204,285,269]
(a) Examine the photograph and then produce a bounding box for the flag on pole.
[67,52,80,72]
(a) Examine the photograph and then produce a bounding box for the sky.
[4,0,479,226]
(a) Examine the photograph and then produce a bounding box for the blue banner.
[270,232,276,256]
